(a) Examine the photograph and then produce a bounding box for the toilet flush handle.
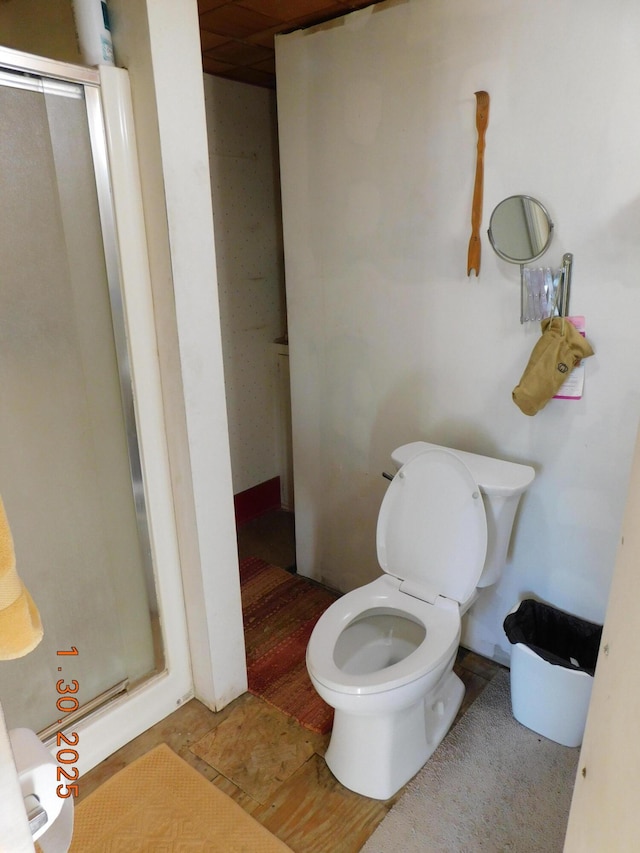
[382,472,394,481]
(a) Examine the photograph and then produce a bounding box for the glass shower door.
[0,66,160,734]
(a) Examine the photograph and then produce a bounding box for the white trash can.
[504,599,602,748]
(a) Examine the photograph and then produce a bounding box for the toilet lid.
[377,449,487,604]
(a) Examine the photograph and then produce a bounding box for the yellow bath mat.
[70,743,293,852]
[0,495,43,659]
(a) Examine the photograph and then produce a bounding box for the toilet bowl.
[306,442,535,800]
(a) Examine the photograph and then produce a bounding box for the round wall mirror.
[488,195,554,264]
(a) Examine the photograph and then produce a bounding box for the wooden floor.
[77,511,503,852]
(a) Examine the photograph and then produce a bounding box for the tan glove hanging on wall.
[513,317,594,416]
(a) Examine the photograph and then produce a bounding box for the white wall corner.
[141,0,247,709]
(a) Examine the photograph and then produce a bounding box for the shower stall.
[0,46,191,773]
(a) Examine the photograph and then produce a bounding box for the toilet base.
[324,669,465,800]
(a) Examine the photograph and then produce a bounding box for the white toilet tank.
[391,442,535,587]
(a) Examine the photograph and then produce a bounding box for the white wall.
[276,0,640,661]
[0,0,79,62]
[203,74,286,495]
[111,0,246,710]
[564,424,640,850]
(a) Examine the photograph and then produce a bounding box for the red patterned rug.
[239,556,339,734]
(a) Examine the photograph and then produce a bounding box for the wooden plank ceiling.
[199,0,384,89]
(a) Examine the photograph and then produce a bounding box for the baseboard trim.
[234,477,281,526]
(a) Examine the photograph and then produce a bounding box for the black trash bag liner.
[503,598,602,676]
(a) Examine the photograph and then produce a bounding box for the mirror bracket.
[518,252,573,324]
[558,252,573,318]
[519,264,525,324]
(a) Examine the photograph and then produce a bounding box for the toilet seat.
[306,575,460,696]
[377,448,488,605]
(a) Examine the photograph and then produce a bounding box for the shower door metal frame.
[0,48,153,621]
[0,45,192,774]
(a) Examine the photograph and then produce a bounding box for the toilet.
[306,441,535,800]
